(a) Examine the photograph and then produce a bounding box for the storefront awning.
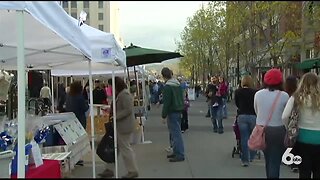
[295,58,320,70]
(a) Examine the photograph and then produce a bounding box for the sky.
[118,1,205,52]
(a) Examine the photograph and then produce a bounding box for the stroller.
[232,115,241,158]
[232,115,261,159]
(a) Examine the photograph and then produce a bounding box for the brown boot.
[121,171,139,178]
[98,168,114,178]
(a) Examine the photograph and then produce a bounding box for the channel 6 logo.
[282,148,302,165]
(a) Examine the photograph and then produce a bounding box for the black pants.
[295,141,320,179]
[181,110,188,131]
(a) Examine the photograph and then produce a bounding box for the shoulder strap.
[265,91,282,127]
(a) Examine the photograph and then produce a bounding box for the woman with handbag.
[282,72,320,179]
[99,77,139,178]
[234,75,257,167]
[253,68,289,178]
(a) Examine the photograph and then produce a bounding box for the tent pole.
[51,75,54,113]
[112,70,119,178]
[88,60,96,178]
[141,66,147,114]
[127,67,130,87]
[17,10,26,178]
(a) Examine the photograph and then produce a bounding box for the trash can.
[0,150,15,178]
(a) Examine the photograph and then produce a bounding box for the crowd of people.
[34,66,320,178]
[231,69,320,179]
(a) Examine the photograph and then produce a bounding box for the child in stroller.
[232,112,261,160]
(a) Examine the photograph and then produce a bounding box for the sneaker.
[181,130,185,133]
[165,147,173,153]
[169,157,185,162]
[167,154,175,158]
[291,167,299,173]
[76,160,84,166]
[98,168,114,177]
[121,171,139,178]
[241,162,249,167]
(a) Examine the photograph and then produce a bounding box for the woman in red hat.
[253,68,289,178]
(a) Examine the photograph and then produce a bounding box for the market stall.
[0,1,125,178]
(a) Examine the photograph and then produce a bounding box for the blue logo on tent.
[102,48,111,58]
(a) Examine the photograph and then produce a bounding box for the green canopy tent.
[124,43,183,67]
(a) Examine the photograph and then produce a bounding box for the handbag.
[284,102,300,148]
[96,117,117,163]
[248,91,281,151]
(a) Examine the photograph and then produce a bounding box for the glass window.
[71,12,77,19]
[83,1,89,8]
[99,25,104,31]
[98,1,103,8]
[71,1,77,8]
[62,1,68,8]
[98,13,104,20]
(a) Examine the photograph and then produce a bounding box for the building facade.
[61,1,124,47]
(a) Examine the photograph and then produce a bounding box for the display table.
[11,159,61,178]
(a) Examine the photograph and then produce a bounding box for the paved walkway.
[71,95,298,178]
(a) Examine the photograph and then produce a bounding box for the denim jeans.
[167,112,185,159]
[222,97,227,118]
[237,114,257,163]
[210,104,223,132]
[263,126,286,178]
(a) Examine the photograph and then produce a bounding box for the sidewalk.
[71,96,298,178]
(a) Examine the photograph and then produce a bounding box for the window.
[306,49,314,59]
[71,12,77,19]
[83,1,89,8]
[71,1,77,8]
[98,25,104,31]
[98,1,103,8]
[98,13,104,20]
[62,1,68,8]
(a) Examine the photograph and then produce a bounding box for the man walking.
[40,82,52,108]
[161,67,185,162]
[206,75,224,133]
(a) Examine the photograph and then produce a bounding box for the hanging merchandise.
[0,70,13,101]
[0,131,14,151]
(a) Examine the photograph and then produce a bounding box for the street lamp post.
[237,43,240,86]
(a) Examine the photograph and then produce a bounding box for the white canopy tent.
[0,1,125,178]
[51,65,143,77]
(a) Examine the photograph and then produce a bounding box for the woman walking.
[99,77,139,178]
[234,75,257,167]
[254,68,289,178]
[284,75,299,173]
[282,73,320,179]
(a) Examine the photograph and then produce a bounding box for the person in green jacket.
[161,67,185,162]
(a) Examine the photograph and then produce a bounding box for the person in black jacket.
[234,75,257,167]
[93,79,107,104]
[65,81,89,166]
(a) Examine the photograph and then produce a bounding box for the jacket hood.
[166,78,180,87]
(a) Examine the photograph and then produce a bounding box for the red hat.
[264,68,283,85]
